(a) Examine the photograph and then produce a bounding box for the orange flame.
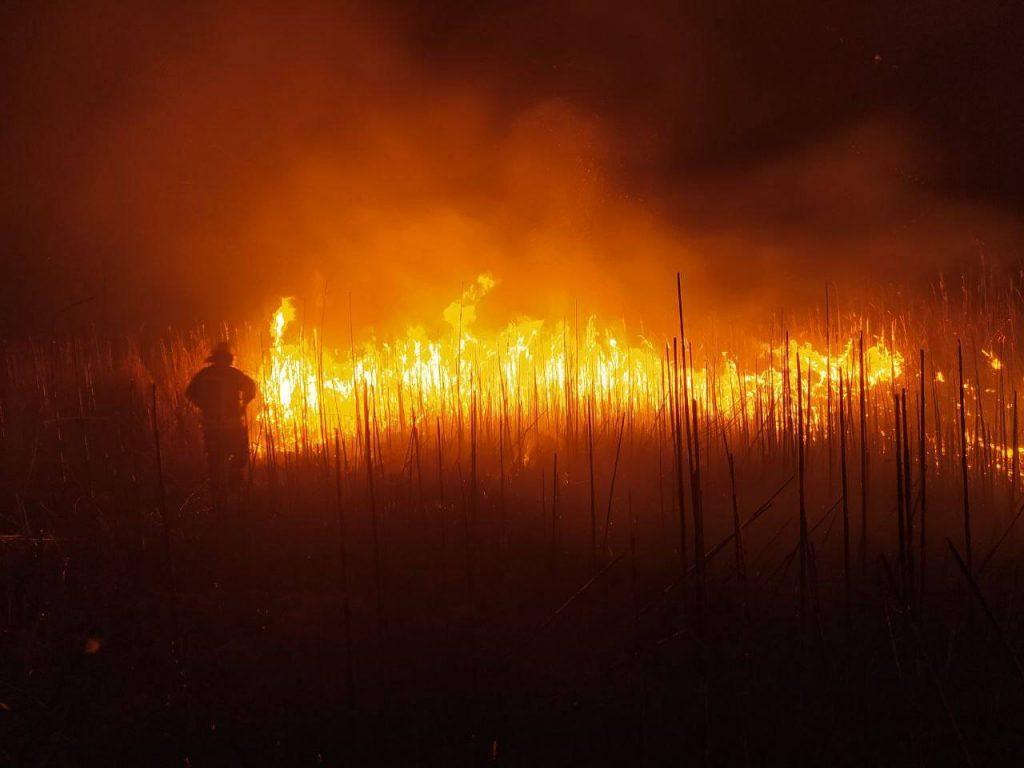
[254,279,908,453]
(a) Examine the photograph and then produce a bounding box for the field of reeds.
[3,269,1024,765]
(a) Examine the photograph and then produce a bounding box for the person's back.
[186,363,257,431]
[185,342,257,499]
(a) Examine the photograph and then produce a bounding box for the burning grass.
[3,267,1024,763]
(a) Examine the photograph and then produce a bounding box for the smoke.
[1,1,1020,337]
[667,120,1022,322]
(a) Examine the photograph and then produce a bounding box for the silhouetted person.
[185,342,257,500]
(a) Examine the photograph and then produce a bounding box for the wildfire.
[252,278,913,455]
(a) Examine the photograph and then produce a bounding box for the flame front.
[253,282,917,459]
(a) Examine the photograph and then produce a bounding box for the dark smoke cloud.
[1,1,1021,337]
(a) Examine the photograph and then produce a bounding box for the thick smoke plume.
[1,1,1020,338]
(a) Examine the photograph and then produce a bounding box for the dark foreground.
[4,457,1024,767]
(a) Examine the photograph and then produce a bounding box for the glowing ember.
[983,349,1003,371]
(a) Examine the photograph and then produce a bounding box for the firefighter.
[185,341,257,499]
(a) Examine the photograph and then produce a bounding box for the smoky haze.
[1,1,1022,338]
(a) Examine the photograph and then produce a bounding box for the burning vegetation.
[4,264,1024,763]
[250,274,1024,490]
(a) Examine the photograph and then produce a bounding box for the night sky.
[2,1,1021,334]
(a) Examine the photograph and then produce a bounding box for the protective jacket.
[185,364,257,431]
